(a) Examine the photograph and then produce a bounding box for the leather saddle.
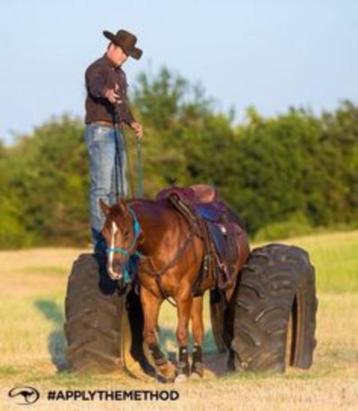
[156,184,245,290]
[156,184,219,204]
[157,184,225,221]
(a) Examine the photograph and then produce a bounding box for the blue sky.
[0,0,357,143]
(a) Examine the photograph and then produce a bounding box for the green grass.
[0,230,357,410]
[256,230,358,293]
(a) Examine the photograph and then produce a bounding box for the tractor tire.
[64,253,138,374]
[229,243,317,373]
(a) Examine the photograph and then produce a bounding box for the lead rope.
[121,129,135,198]
[113,111,125,200]
[136,138,144,198]
[115,126,144,200]
[112,112,146,286]
[121,132,144,199]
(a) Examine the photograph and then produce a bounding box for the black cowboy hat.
[103,29,143,60]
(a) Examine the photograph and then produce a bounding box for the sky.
[0,0,357,144]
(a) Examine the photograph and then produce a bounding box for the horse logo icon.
[8,386,40,405]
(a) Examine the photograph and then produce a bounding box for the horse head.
[99,198,141,281]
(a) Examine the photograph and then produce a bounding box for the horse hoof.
[191,362,204,379]
[175,373,188,383]
[190,371,203,380]
[157,361,176,382]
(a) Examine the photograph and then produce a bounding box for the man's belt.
[90,120,125,128]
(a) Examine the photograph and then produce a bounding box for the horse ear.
[99,199,110,217]
[117,197,128,215]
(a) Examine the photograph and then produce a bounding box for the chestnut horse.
[99,194,249,382]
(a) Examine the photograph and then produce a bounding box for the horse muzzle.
[107,259,124,281]
[107,269,122,281]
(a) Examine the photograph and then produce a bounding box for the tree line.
[0,67,357,248]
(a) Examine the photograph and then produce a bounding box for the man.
[84,29,143,255]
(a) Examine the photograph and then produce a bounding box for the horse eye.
[123,230,129,238]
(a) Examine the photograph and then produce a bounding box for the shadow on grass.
[34,299,69,372]
[34,298,227,377]
[159,326,218,354]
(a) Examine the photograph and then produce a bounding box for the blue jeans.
[84,124,128,255]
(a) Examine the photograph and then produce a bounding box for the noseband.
[106,207,143,258]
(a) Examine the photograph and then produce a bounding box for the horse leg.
[190,295,205,378]
[140,286,175,381]
[175,292,192,382]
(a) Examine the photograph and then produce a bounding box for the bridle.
[106,207,144,283]
[104,203,196,307]
[106,207,143,257]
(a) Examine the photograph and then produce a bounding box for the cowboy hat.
[103,29,143,60]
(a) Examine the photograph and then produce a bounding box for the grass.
[0,231,357,410]
[275,230,358,293]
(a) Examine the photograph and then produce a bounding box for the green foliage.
[254,212,313,242]
[0,67,357,248]
[0,115,89,248]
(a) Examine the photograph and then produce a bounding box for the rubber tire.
[64,253,130,374]
[229,243,317,372]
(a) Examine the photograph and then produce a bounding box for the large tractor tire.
[229,243,317,373]
[64,253,150,376]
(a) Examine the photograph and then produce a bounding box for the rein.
[106,204,197,307]
[139,229,196,307]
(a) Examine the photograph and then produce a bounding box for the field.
[0,231,357,410]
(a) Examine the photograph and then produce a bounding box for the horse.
[99,189,249,382]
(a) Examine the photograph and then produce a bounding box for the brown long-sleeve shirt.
[84,54,135,125]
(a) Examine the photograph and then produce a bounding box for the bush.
[254,212,314,242]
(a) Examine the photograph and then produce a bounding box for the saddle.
[156,184,246,291]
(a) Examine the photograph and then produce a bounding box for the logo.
[8,386,40,405]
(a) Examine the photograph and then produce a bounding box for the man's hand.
[130,121,144,139]
[104,85,122,104]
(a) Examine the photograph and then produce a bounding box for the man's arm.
[118,101,143,138]
[86,63,121,102]
[121,98,143,138]
[120,97,135,125]
[85,64,107,98]
[118,71,143,138]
